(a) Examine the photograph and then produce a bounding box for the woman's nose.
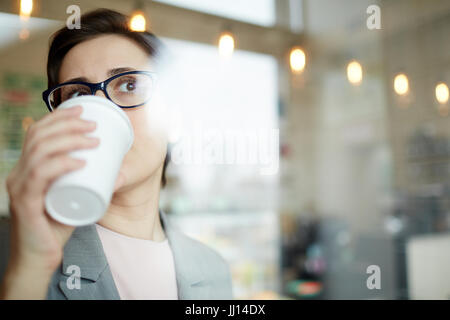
[94,90,107,99]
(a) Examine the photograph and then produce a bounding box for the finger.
[24,117,97,156]
[24,106,84,145]
[23,155,86,198]
[37,105,83,128]
[26,133,100,171]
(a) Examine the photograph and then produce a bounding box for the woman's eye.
[119,81,136,92]
[63,89,89,100]
[70,91,87,98]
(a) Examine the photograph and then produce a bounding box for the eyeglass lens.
[48,73,154,109]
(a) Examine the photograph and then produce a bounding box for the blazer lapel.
[57,224,120,300]
[160,210,212,299]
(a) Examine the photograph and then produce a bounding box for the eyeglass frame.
[42,70,157,112]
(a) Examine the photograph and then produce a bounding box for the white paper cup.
[44,96,134,226]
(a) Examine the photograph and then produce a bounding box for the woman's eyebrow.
[64,76,88,83]
[107,67,136,77]
[63,67,137,84]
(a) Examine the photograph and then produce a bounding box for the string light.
[290,47,305,73]
[20,0,33,20]
[218,31,235,58]
[347,60,363,85]
[394,73,409,96]
[129,11,146,31]
[435,82,449,104]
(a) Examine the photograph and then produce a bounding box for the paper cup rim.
[57,95,134,151]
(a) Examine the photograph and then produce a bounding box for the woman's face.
[59,34,168,192]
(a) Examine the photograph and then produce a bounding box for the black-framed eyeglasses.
[42,70,157,112]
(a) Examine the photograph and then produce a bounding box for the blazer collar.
[57,210,208,299]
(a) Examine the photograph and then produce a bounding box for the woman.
[0,8,232,300]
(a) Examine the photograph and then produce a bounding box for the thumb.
[113,171,126,192]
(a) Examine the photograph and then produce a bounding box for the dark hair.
[46,8,169,187]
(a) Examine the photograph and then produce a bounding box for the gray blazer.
[0,210,233,300]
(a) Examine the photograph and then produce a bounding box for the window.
[159,38,280,298]
[159,37,279,210]
[154,0,276,26]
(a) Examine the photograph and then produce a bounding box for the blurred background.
[1,0,450,300]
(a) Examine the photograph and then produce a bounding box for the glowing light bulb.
[347,60,363,85]
[20,0,33,19]
[435,82,449,104]
[394,73,409,96]
[218,32,235,58]
[290,47,305,73]
[130,12,146,31]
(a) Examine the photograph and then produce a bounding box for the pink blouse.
[95,223,178,300]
